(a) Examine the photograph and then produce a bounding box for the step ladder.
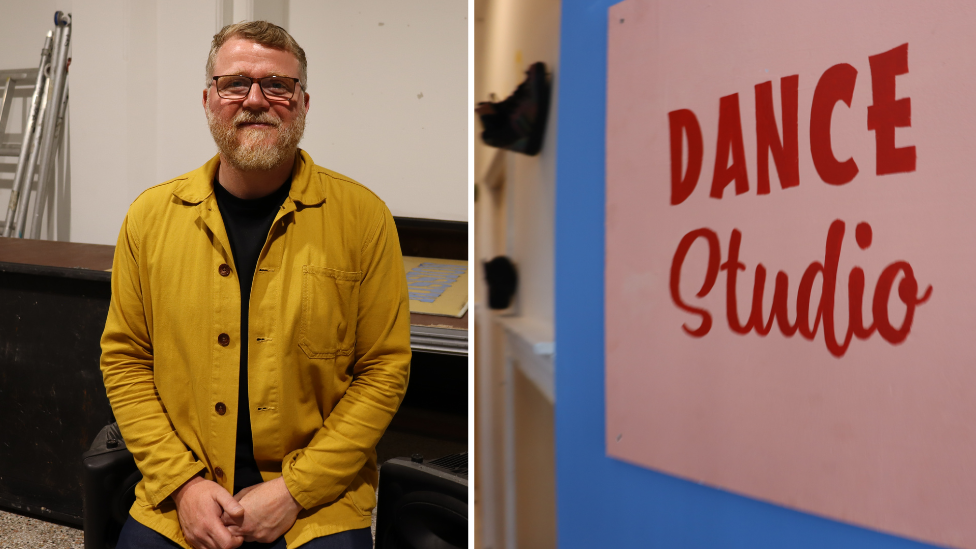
[0,11,72,241]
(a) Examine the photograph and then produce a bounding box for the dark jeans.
[116,516,373,549]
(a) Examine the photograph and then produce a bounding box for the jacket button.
[218,264,231,277]
[214,466,224,478]
[215,402,226,415]
[218,333,230,346]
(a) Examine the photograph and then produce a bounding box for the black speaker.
[376,452,468,549]
[82,422,141,549]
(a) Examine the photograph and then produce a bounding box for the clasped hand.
[172,475,302,549]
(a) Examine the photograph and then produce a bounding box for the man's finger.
[214,489,245,519]
[220,510,244,527]
[209,523,240,549]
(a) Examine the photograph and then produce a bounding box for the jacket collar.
[171,149,326,207]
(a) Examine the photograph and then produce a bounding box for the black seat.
[376,453,468,549]
[82,422,141,549]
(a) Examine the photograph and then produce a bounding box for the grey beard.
[206,103,305,171]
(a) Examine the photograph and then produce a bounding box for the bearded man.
[100,21,411,549]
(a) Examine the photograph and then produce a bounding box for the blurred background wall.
[0,0,467,245]
[474,0,559,547]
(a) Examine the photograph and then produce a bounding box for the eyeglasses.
[212,75,302,102]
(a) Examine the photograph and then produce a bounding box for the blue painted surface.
[551,1,942,547]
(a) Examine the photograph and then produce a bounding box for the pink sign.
[605,1,976,546]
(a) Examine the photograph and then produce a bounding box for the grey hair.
[205,21,307,90]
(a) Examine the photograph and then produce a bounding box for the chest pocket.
[299,265,363,359]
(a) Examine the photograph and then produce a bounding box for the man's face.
[204,37,310,171]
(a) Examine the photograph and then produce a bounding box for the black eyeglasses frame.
[211,75,302,102]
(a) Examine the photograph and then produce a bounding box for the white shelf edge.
[494,314,555,403]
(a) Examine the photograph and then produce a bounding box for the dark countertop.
[0,237,467,330]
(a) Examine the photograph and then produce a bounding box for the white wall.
[65,0,217,245]
[475,0,557,329]
[473,0,560,548]
[289,0,468,223]
[0,1,73,69]
[0,0,467,245]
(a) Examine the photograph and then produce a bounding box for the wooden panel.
[394,217,467,261]
[0,237,115,271]
[0,269,114,525]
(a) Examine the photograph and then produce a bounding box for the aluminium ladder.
[0,11,72,240]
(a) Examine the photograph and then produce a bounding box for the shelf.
[410,312,468,356]
[494,313,554,403]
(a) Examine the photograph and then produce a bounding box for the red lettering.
[748,264,773,334]
[810,64,859,185]
[849,222,876,339]
[670,43,916,202]
[669,109,704,205]
[723,236,798,337]
[670,221,932,357]
[820,220,855,356]
[755,75,799,194]
[670,228,721,336]
[710,93,749,199]
[796,261,824,340]
[766,270,798,336]
[868,43,916,175]
[847,268,874,340]
[873,261,932,343]
[720,229,748,332]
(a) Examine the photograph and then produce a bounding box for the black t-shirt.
[213,177,292,494]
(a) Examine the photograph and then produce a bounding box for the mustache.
[233,110,281,127]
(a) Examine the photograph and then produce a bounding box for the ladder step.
[0,144,23,156]
[0,69,39,82]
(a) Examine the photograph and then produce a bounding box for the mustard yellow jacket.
[100,150,411,548]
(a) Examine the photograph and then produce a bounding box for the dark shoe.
[484,256,518,309]
[476,62,551,156]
